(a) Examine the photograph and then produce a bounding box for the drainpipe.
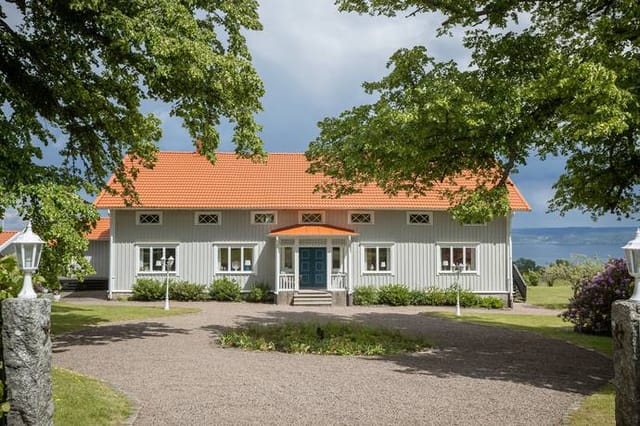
[347,235,352,306]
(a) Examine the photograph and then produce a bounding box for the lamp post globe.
[13,222,44,299]
[623,229,640,302]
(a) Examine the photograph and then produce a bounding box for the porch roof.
[268,224,358,237]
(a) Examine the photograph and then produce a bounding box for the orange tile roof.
[0,231,18,248]
[86,218,110,240]
[269,224,358,237]
[94,152,531,211]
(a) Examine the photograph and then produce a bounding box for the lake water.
[512,227,636,266]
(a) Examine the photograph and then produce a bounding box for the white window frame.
[136,211,163,225]
[251,211,278,225]
[214,243,258,275]
[348,210,374,225]
[361,243,394,275]
[331,246,344,273]
[194,211,221,226]
[299,211,325,224]
[437,243,480,274]
[136,244,178,275]
[407,211,433,226]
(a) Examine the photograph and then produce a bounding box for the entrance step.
[292,290,332,306]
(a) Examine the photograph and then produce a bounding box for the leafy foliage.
[377,284,412,306]
[561,258,633,336]
[131,278,165,301]
[540,258,604,287]
[514,258,541,273]
[353,284,504,308]
[219,322,432,356]
[244,283,272,303]
[169,281,207,302]
[308,0,640,220]
[209,278,241,302]
[353,286,379,305]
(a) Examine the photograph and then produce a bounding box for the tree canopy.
[307,0,639,222]
[1,0,264,281]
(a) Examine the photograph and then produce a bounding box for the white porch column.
[293,240,300,291]
[275,236,280,294]
[326,239,332,290]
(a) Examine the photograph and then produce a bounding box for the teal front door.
[299,247,326,288]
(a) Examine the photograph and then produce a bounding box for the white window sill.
[362,271,393,275]
[137,272,177,275]
[216,271,256,275]
[438,271,479,276]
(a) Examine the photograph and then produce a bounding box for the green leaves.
[313,0,640,219]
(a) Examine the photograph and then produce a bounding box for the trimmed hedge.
[354,284,504,309]
[244,282,273,303]
[169,281,208,301]
[131,278,165,301]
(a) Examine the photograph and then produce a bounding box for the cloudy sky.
[3,1,637,230]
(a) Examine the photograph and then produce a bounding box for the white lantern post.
[13,222,44,299]
[623,229,640,302]
[163,256,174,310]
[454,262,463,316]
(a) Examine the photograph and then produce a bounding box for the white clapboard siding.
[111,209,511,295]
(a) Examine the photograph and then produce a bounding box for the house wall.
[86,240,110,279]
[109,209,510,295]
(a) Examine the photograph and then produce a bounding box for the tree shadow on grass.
[201,308,612,396]
[53,322,190,354]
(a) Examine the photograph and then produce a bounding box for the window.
[407,211,432,225]
[136,211,162,225]
[439,244,478,273]
[195,212,220,225]
[217,245,255,273]
[349,211,374,224]
[300,211,324,224]
[280,246,293,273]
[362,245,392,273]
[252,211,277,225]
[138,246,176,273]
[332,247,342,272]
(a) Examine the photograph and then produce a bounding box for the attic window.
[349,211,374,224]
[136,212,162,225]
[300,212,323,224]
[252,211,277,225]
[195,212,220,225]
[407,212,432,225]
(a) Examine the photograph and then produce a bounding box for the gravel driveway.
[53,302,612,425]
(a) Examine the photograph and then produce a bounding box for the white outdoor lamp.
[623,229,640,302]
[163,256,174,310]
[454,262,464,316]
[13,222,44,299]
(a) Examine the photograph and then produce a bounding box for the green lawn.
[48,302,199,424]
[423,311,613,425]
[51,302,199,335]
[53,367,130,426]
[526,285,573,310]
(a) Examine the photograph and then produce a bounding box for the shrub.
[561,258,632,336]
[131,278,165,301]
[378,284,411,306]
[209,277,241,301]
[353,286,379,305]
[169,281,207,301]
[522,270,541,286]
[245,283,272,303]
[478,296,505,309]
[540,257,604,287]
[409,290,429,305]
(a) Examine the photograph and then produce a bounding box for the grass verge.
[49,302,199,424]
[220,321,432,355]
[53,367,130,425]
[51,302,200,335]
[423,311,613,425]
[527,285,573,310]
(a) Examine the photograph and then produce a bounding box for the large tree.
[1,0,264,281]
[307,0,639,222]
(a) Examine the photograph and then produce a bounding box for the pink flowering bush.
[561,258,633,336]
